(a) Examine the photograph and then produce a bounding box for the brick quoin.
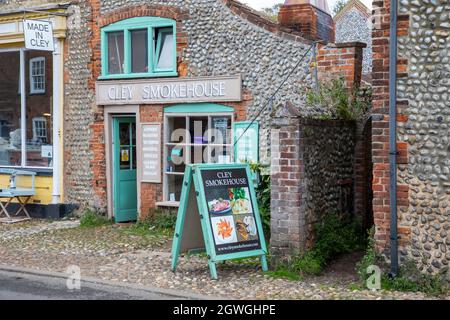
[371,0,411,255]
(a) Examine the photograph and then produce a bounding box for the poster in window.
[140,123,161,183]
[233,122,259,163]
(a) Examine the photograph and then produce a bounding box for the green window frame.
[100,17,177,79]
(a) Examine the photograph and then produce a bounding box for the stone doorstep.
[0,264,224,301]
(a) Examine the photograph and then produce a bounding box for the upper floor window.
[30,57,45,94]
[100,17,177,79]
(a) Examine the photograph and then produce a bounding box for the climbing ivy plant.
[306,77,372,121]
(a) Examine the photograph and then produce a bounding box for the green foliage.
[313,214,365,263]
[266,267,303,281]
[149,210,177,230]
[356,229,448,296]
[248,162,271,240]
[119,209,176,237]
[381,262,447,296]
[306,78,372,120]
[269,214,364,279]
[292,251,323,276]
[333,0,349,16]
[79,209,112,228]
[356,227,379,281]
[260,4,282,22]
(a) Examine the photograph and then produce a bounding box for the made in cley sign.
[23,19,54,52]
[95,75,242,105]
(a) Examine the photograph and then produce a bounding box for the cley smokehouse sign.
[96,75,242,105]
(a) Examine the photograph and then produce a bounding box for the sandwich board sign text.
[23,19,54,52]
[171,163,268,279]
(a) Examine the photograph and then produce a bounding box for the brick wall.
[317,42,366,89]
[278,4,335,43]
[315,41,371,230]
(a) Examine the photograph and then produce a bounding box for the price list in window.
[141,123,161,183]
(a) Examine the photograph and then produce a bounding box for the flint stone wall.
[397,0,450,276]
[335,7,373,75]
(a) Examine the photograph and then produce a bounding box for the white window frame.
[162,112,234,204]
[29,56,45,94]
[32,116,48,143]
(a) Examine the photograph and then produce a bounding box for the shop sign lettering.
[96,75,241,105]
[23,19,54,51]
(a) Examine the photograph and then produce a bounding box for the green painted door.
[113,117,137,222]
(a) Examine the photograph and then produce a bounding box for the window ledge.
[156,201,180,208]
[0,167,52,176]
[98,71,178,81]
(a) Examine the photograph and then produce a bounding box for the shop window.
[101,17,177,79]
[0,49,53,169]
[163,105,234,203]
[29,57,45,94]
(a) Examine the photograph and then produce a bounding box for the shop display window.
[163,113,233,203]
[0,49,53,168]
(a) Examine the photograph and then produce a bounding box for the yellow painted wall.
[0,174,53,205]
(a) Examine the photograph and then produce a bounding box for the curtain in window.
[131,29,148,73]
[156,30,174,70]
[108,32,124,74]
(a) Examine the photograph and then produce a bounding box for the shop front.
[96,73,251,221]
[0,4,68,218]
[93,13,266,222]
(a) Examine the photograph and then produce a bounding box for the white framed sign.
[23,19,54,52]
[140,123,162,183]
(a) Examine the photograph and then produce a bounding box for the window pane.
[26,51,53,167]
[211,116,231,145]
[155,28,174,70]
[189,117,208,144]
[30,58,45,93]
[107,31,124,74]
[0,51,21,166]
[131,29,148,73]
[167,175,183,202]
[119,122,130,146]
[210,146,232,164]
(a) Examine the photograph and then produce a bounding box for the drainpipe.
[388,0,399,277]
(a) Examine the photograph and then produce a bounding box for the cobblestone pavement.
[0,220,447,300]
[0,220,80,240]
